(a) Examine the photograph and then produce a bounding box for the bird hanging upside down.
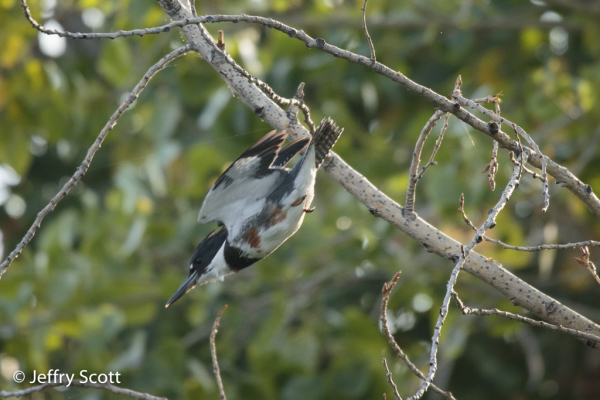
[166,118,343,307]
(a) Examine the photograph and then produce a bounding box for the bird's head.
[165,226,228,307]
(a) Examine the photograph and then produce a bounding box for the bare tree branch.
[154,0,600,348]
[474,93,502,190]
[361,0,376,61]
[290,82,316,135]
[483,238,600,252]
[451,291,600,344]
[508,151,545,182]
[382,358,403,400]
[380,272,456,400]
[455,95,549,211]
[20,1,586,41]
[512,124,525,186]
[20,0,312,142]
[575,246,600,286]
[10,0,600,355]
[412,158,522,400]
[404,110,444,215]
[10,0,600,351]
[416,112,450,181]
[0,381,167,400]
[0,44,193,277]
[481,140,499,190]
[189,0,196,17]
[274,13,585,32]
[210,305,228,400]
[458,193,476,232]
[185,13,599,220]
[10,2,600,399]
[21,0,176,39]
[19,1,600,219]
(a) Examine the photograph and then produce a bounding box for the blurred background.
[1,0,600,398]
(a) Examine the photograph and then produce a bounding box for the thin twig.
[217,30,225,49]
[15,0,599,348]
[361,0,376,61]
[410,157,523,400]
[458,193,477,231]
[483,238,600,252]
[21,0,179,39]
[417,112,450,180]
[21,0,312,135]
[210,305,228,400]
[20,1,600,217]
[153,0,600,345]
[451,291,600,345]
[575,246,600,286]
[479,95,501,190]
[0,381,167,400]
[289,82,316,135]
[471,93,502,106]
[195,13,594,218]
[20,0,587,39]
[380,273,456,400]
[195,24,316,134]
[0,44,193,277]
[512,124,524,185]
[481,141,499,190]
[404,110,445,214]
[456,95,549,212]
[382,358,403,400]
[508,152,545,182]
[494,95,502,116]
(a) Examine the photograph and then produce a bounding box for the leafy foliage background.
[1,0,600,399]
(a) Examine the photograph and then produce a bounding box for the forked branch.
[575,247,600,286]
[18,0,600,218]
[411,158,522,400]
[451,292,600,346]
[154,0,600,349]
[380,272,456,400]
[404,110,445,214]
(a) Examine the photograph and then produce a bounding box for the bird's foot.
[304,207,315,213]
[292,195,307,207]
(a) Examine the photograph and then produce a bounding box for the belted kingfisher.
[166,118,343,307]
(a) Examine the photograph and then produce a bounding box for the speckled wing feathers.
[273,138,310,168]
[213,130,288,190]
[198,130,289,226]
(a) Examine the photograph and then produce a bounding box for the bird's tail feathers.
[311,117,344,169]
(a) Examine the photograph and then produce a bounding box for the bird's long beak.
[165,271,198,308]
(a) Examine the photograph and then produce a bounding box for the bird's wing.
[198,130,289,227]
[272,138,310,168]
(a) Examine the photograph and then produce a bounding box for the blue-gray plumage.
[166,118,343,307]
